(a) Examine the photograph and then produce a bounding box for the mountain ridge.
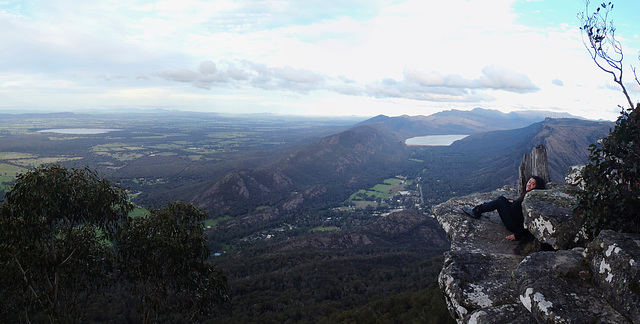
[191,124,408,216]
[448,118,612,182]
[358,108,583,139]
[191,116,612,217]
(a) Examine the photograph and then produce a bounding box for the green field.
[310,226,340,232]
[0,163,29,192]
[203,216,233,228]
[347,176,413,207]
[128,207,149,219]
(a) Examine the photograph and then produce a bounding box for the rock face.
[434,187,536,323]
[514,249,630,323]
[522,183,589,250]
[587,230,640,322]
[434,183,640,323]
[518,144,550,197]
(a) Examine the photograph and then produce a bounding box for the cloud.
[402,66,539,94]
[552,78,564,86]
[358,65,538,103]
[152,60,326,92]
[364,78,495,103]
[150,59,538,104]
[198,60,217,76]
[154,61,229,90]
[155,68,201,83]
[477,65,540,93]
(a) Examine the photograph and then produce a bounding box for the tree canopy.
[118,202,229,324]
[0,165,227,323]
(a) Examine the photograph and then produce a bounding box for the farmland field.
[0,111,360,207]
[347,176,415,208]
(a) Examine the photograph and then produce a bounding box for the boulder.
[513,249,630,323]
[522,183,589,250]
[586,230,640,323]
[439,250,532,323]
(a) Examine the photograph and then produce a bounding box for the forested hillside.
[191,116,612,217]
[191,124,408,217]
[206,210,453,323]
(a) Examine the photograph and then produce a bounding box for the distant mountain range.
[358,108,580,138]
[191,109,612,217]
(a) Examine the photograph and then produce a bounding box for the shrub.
[575,104,640,237]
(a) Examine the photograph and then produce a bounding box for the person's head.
[526,176,546,192]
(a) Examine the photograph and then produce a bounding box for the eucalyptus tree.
[0,165,132,323]
[117,202,229,324]
[0,166,228,323]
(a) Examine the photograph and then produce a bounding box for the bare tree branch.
[578,0,635,109]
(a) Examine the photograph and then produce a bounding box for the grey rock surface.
[522,183,588,250]
[587,230,640,323]
[434,187,536,323]
[439,250,531,323]
[514,249,630,323]
[518,144,550,197]
[434,185,638,323]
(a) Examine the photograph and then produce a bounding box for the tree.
[578,0,638,109]
[0,165,133,322]
[0,165,229,323]
[117,202,229,324]
[575,1,640,238]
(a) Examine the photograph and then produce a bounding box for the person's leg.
[474,196,509,214]
[464,196,509,219]
[474,197,520,232]
[480,197,523,233]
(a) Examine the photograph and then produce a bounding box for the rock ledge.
[434,184,640,323]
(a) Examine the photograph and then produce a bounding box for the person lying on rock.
[462,176,546,241]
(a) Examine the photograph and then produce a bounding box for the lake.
[37,128,123,135]
[405,134,468,146]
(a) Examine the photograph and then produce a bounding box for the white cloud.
[478,65,539,93]
[0,0,639,120]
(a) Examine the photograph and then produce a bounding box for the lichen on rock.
[433,182,639,323]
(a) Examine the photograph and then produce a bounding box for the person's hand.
[505,234,516,241]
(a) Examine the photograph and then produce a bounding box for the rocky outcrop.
[518,144,550,197]
[522,183,588,250]
[434,184,640,323]
[434,187,536,323]
[513,248,630,323]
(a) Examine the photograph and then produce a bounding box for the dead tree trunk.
[518,145,550,196]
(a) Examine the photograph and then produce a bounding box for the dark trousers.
[475,196,526,237]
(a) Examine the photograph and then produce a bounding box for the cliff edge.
[434,182,640,323]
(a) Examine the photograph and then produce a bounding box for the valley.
[0,109,614,322]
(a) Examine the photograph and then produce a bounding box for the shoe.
[462,206,481,219]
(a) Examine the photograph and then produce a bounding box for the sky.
[1,0,639,120]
